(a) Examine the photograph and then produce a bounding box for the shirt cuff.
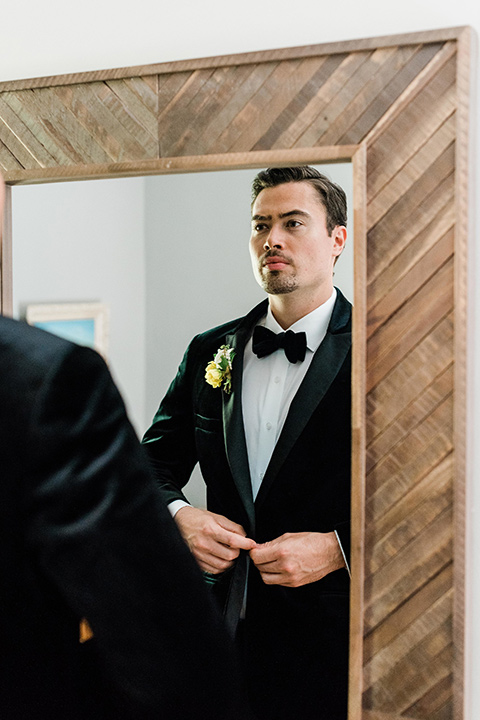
[335,529,351,578]
[168,499,191,518]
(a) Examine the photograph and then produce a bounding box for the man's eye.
[254,223,268,232]
[286,219,301,228]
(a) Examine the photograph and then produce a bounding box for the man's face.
[249,181,346,298]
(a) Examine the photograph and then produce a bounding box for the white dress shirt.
[242,289,337,499]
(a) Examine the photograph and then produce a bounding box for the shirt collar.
[264,288,337,352]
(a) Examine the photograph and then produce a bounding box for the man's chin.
[261,279,298,295]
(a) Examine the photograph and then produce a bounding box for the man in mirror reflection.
[143,165,351,720]
[0,173,247,720]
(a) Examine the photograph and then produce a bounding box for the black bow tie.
[252,325,307,364]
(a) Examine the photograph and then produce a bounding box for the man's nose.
[263,227,284,251]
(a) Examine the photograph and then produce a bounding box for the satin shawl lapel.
[222,300,268,531]
[255,291,352,510]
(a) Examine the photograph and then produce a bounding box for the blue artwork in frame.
[33,318,96,347]
[26,303,109,359]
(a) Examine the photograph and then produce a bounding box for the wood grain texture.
[350,142,368,720]
[0,75,158,173]
[451,26,474,720]
[0,35,463,182]
[0,26,473,720]
[361,30,465,718]
[0,184,12,315]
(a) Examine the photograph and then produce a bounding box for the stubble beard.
[259,268,298,295]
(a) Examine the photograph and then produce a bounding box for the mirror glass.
[12,163,353,505]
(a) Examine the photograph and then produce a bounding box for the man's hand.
[249,531,345,587]
[175,506,256,574]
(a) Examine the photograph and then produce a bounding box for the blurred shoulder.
[0,315,105,386]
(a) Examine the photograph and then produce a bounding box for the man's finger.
[250,542,278,564]
[199,560,225,574]
[218,529,256,551]
[250,557,278,571]
[216,514,249,537]
[258,571,286,585]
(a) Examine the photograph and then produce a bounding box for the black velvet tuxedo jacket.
[143,289,352,719]
[0,316,245,720]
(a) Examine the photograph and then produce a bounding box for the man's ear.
[332,226,347,262]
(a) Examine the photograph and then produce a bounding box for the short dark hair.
[251,166,347,235]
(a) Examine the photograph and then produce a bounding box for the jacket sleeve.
[26,344,245,720]
[141,337,200,506]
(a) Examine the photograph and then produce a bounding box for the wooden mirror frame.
[0,26,474,720]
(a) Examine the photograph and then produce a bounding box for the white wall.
[1,1,479,716]
[11,178,147,433]
[1,1,477,81]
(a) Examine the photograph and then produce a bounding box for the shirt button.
[260,472,264,480]
[266,422,272,431]
[274,376,281,384]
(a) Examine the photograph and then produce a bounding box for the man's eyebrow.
[279,209,310,219]
[251,209,310,222]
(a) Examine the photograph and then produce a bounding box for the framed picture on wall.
[25,302,109,360]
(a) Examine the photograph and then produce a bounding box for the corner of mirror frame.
[0,26,475,719]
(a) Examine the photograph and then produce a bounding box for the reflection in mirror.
[13,163,354,717]
[12,162,353,510]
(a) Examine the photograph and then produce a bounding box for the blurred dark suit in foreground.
[0,315,246,720]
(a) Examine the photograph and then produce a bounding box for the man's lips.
[262,256,290,270]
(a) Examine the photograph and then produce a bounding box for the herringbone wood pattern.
[0,41,447,173]
[0,76,158,169]
[362,47,456,720]
[0,29,471,720]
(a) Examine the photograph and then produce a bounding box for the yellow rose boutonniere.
[205,345,235,394]
[205,362,223,388]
